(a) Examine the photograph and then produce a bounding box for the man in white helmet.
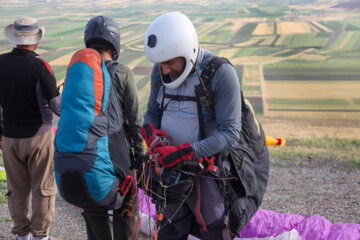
[141,12,243,240]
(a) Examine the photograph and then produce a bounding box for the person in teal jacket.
[82,15,145,240]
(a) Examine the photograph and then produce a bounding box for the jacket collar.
[11,47,38,56]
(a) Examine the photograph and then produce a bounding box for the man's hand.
[141,123,170,149]
[152,143,194,168]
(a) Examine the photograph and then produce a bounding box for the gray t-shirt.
[144,48,242,158]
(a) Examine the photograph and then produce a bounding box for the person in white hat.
[4,16,45,46]
[0,16,60,240]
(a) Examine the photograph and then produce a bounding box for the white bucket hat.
[4,16,45,45]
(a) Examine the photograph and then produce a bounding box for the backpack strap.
[156,56,232,139]
[105,60,121,80]
[159,86,165,129]
[157,80,197,129]
[200,57,231,87]
[105,60,125,112]
[196,56,231,139]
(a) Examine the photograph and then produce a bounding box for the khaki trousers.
[3,129,57,237]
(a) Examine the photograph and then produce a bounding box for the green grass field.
[269,138,360,170]
[0,0,360,120]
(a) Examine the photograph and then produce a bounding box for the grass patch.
[269,138,360,169]
[280,33,328,48]
[342,159,360,170]
[271,161,288,168]
[252,105,263,115]
[270,146,319,161]
[234,65,244,84]
[243,85,261,91]
[292,138,360,150]
[267,58,360,69]
[273,49,300,57]
[268,98,353,110]
[231,23,257,43]
[56,193,62,201]
[233,47,261,58]
[321,21,344,32]
[0,181,7,204]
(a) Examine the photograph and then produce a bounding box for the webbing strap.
[159,86,166,129]
[159,86,198,129]
[157,56,231,138]
[197,56,231,140]
[195,179,208,232]
[105,60,120,80]
[200,57,230,87]
[163,93,197,102]
[196,101,206,140]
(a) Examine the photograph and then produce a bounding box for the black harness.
[147,56,269,238]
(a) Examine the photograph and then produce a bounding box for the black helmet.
[84,16,120,60]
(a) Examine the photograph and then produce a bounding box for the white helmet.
[144,12,199,89]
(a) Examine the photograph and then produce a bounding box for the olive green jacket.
[112,63,145,158]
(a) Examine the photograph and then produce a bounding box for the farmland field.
[0,0,360,120]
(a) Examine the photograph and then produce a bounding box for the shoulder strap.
[200,57,231,87]
[158,80,198,129]
[158,80,165,129]
[104,60,124,116]
[157,56,232,137]
[197,56,231,139]
[105,60,121,80]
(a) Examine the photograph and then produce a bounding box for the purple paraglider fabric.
[240,209,360,240]
[138,190,360,240]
